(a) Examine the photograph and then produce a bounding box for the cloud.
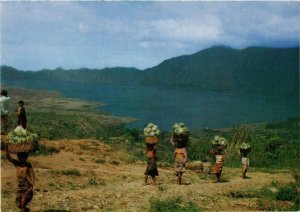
[1,1,299,70]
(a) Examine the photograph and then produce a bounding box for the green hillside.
[1,46,299,96]
[142,46,299,96]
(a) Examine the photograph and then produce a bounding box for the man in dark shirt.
[16,100,27,129]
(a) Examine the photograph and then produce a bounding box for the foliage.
[276,184,297,201]
[149,196,201,212]
[50,169,81,176]
[31,144,59,156]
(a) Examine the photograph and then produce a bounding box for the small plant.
[149,196,201,212]
[110,160,119,165]
[158,184,165,192]
[49,169,81,176]
[80,144,90,151]
[61,169,81,176]
[31,144,59,156]
[88,178,98,185]
[95,159,106,164]
[79,157,85,161]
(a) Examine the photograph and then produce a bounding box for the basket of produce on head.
[172,123,189,148]
[7,128,39,154]
[210,135,228,150]
[144,123,160,144]
[240,142,251,154]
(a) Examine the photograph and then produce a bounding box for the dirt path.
[1,139,295,211]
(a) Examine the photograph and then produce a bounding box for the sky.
[1,1,299,71]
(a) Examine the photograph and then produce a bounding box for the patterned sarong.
[145,157,158,177]
[213,154,224,174]
[241,157,249,173]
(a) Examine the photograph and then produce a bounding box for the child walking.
[16,100,27,129]
[6,146,35,212]
[143,143,158,186]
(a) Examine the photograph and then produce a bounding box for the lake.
[4,80,299,130]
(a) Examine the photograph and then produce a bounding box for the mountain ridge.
[1,46,299,96]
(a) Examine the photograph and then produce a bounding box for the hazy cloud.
[1,1,299,70]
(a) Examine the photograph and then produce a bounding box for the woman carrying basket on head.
[6,147,35,212]
[143,123,160,186]
[210,135,227,183]
[171,123,189,185]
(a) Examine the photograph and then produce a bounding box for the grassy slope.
[4,86,135,140]
[3,86,299,170]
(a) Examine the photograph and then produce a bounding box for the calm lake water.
[4,81,299,130]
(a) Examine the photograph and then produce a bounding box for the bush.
[50,169,81,176]
[276,184,297,201]
[149,196,201,212]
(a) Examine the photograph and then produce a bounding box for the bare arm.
[29,166,35,187]
[170,134,175,147]
[183,148,188,163]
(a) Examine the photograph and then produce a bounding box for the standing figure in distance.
[239,143,251,179]
[16,100,27,129]
[0,90,10,135]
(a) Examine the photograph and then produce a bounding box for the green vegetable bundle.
[172,123,189,136]
[210,135,228,149]
[144,123,160,137]
[240,142,251,153]
[7,130,39,144]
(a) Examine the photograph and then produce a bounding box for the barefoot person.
[6,147,35,212]
[240,142,251,179]
[174,144,187,185]
[1,90,10,135]
[210,136,227,183]
[143,123,160,186]
[171,123,189,185]
[144,143,158,186]
[210,145,225,183]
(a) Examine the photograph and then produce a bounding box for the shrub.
[88,178,98,185]
[95,159,106,164]
[50,169,81,176]
[110,160,120,165]
[149,196,201,212]
[276,184,297,201]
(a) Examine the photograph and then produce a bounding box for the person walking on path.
[171,134,188,185]
[6,146,35,212]
[143,143,159,186]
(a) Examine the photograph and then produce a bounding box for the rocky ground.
[1,139,296,211]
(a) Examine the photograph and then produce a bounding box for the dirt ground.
[1,139,296,211]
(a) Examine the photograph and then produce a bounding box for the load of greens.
[210,135,228,148]
[7,128,39,144]
[240,142,251,152]
[172,123,189,136]
[144,123,160,137]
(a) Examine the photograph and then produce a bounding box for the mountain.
[1,66,143,85]
[141,46,299,96]
[1,46,299,96]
